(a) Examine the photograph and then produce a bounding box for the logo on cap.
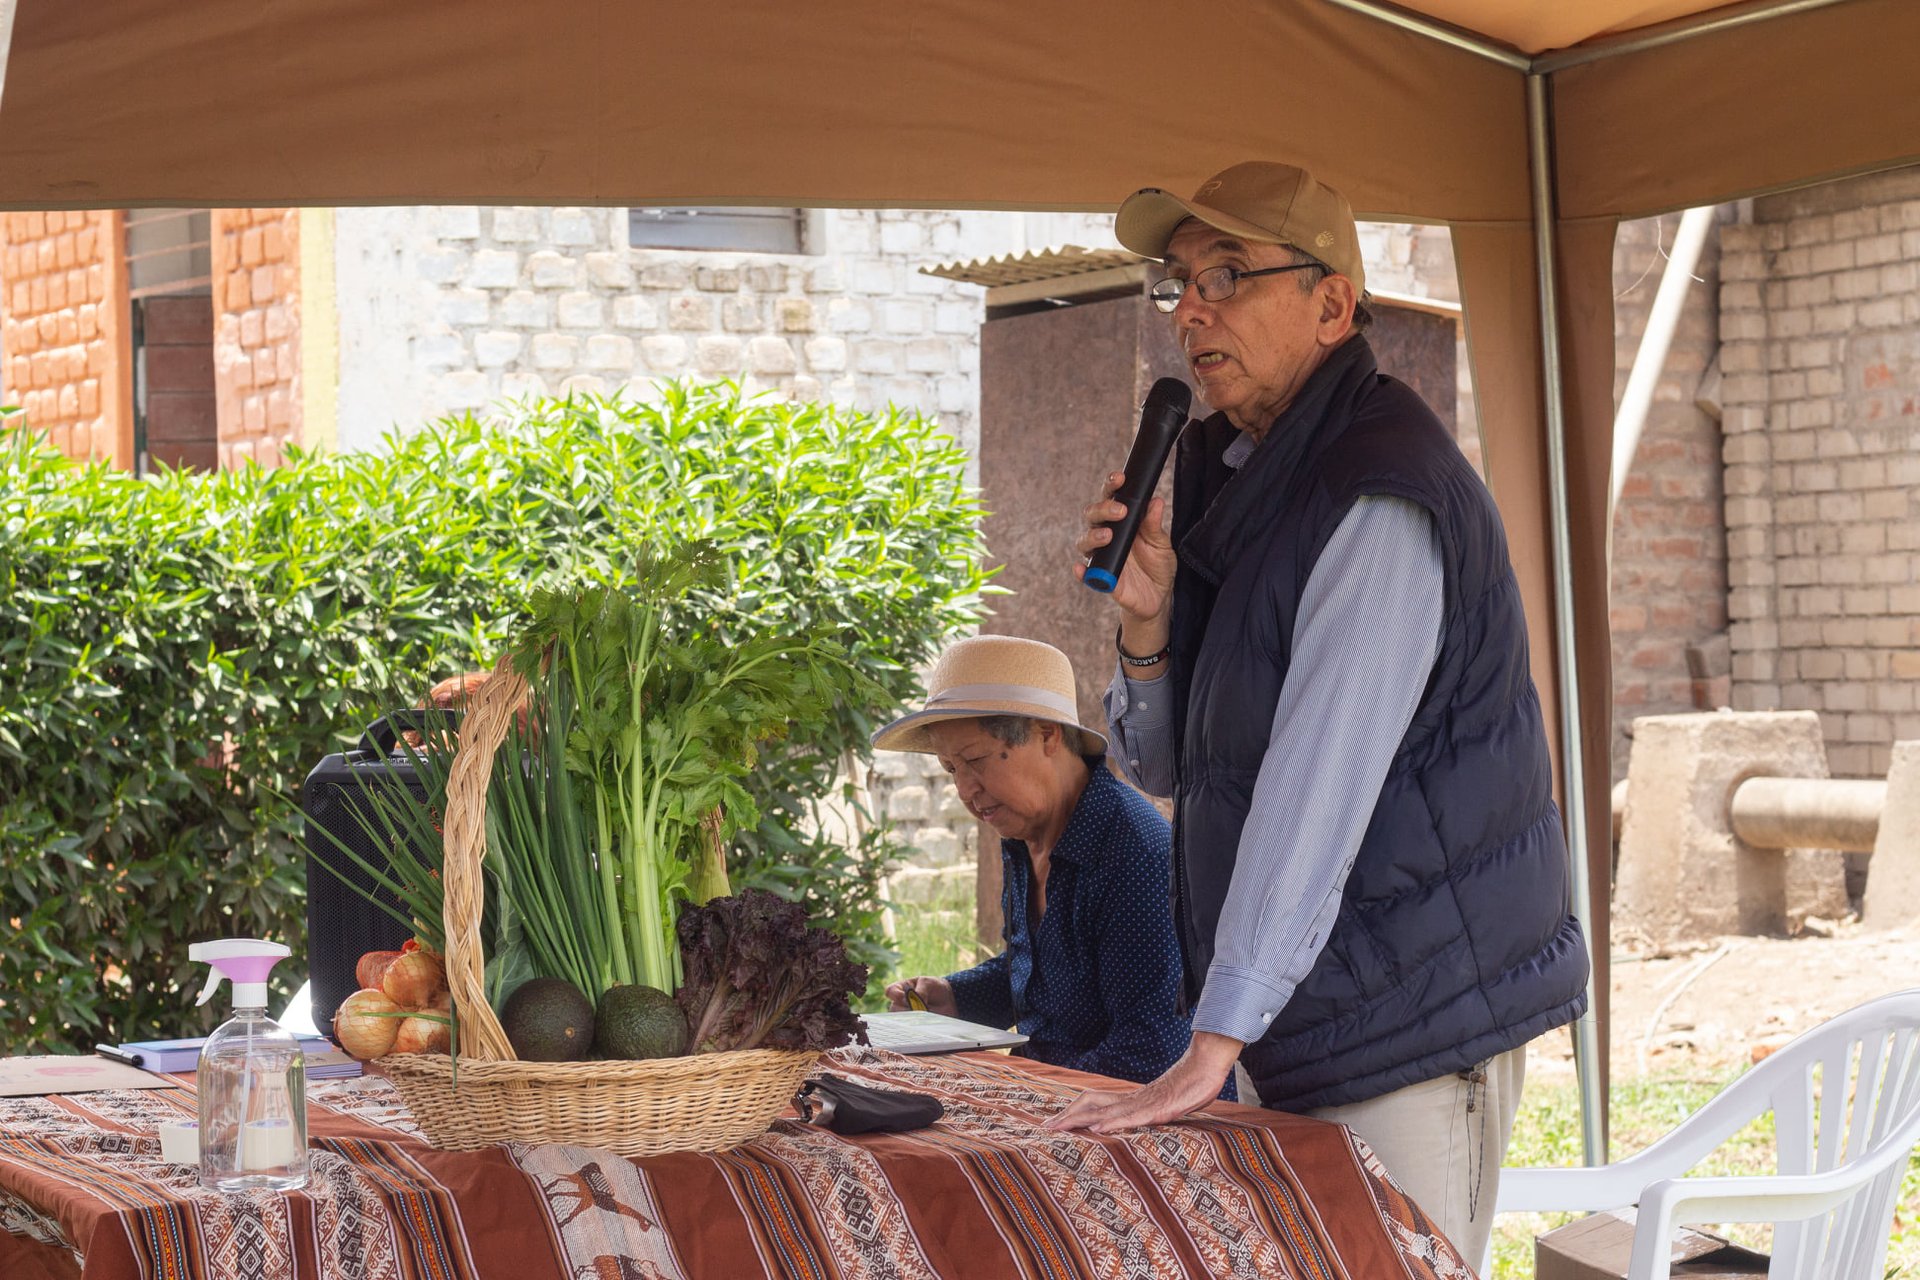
[1315,231,1335,248]
[1197,180,1224,198]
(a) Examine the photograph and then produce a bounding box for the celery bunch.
[503,543,862,995]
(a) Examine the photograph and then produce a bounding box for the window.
[629,206,806,254]
[125,209,212,298]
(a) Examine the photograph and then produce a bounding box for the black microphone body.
[1084,377,1192,593]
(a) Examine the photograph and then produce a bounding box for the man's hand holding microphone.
[1076,377,1189,676]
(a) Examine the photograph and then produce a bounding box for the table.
[1,1047,1475,1279]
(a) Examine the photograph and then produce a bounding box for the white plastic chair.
[1499,988,1920,1280]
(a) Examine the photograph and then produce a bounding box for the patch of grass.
[891,875,986,984]
[1494,1068,1920,1277]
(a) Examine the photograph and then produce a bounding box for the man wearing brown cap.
[1055,161,1589,1266]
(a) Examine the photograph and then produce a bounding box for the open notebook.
[859,1011,1028,1055]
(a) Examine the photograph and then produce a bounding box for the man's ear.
[1316,274,1359,344]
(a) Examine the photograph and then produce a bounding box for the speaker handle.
[356,709,463,758]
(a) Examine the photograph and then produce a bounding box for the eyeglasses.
[1149,262,1320,313]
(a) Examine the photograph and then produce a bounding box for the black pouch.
[792,1074,944,1135]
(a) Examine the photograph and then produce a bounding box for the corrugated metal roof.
[920,245,1143,289]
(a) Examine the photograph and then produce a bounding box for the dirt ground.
[1528,921,1920,1087]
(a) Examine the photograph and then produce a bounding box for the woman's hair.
[976,715,1035,747]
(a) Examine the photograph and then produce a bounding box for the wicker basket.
[379,656,819,1156]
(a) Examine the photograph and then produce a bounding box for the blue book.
[100,1034,357,1077]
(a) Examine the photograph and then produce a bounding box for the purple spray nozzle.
[189,939,291,1009]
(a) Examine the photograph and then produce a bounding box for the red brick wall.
[0,210,132,464]
[1608,214,1731,777]
[212,208,302,468]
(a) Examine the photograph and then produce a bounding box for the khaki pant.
[1313,1043,1520,1266]
[1243,1044,1527,1272]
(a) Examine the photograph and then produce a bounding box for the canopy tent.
[6,0,1919,1158]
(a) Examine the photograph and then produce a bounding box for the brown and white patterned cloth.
[0,1049,1475,1280]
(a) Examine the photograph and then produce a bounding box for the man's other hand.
[1043,1031,1241,1134]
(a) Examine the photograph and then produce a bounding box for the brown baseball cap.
[1115,161,1366,295]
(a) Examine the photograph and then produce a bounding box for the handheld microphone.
[1083,377,1192,593]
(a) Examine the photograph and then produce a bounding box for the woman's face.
[926,718,1063,845]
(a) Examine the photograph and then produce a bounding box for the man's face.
[1161,219,1348,436]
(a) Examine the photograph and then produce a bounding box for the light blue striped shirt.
[1104,486,1445,1048]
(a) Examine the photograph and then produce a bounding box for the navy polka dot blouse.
[947,761,1232,1098]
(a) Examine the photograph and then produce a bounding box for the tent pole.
[1612,206,1717,515]
[1527,70,1607,1169]
[1532,0,1855,73]
[0,0,19,118]
[1321,0,1529,67]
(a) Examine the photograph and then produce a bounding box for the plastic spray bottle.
[189,939,309,1192]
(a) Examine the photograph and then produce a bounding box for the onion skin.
[355,950,404,991]
[391,1015,451,1055]
[380,950,447,1008]
[334,989,402,1060]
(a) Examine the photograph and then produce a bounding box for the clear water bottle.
[189,940,309,1193]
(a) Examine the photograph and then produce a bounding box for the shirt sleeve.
[946,949,1015,1029]
[1189,494,1446,1046]
[1104,660,1176,797]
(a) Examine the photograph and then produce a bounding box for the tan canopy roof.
[5,0,1916,1140]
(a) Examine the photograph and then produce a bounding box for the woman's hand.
[1044,1031,1241,1134]
[883,975,956,1016]
[1074,472,1176,642]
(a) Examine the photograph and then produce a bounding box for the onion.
[391,1015,451,1055]
[355,950,403,991]
[334,988,402,1060]
[380,950,446,1008]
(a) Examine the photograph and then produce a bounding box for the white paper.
[0,1055,181,1097]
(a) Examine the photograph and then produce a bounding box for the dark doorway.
[125,210,215,473]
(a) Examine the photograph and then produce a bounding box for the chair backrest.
[1763,989,1920,1278]
[1675,989,1920,1278]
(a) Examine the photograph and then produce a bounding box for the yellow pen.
[904,981,928,1012]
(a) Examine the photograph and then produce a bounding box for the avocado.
[594,984,689,1059]
[499,976,596,1062]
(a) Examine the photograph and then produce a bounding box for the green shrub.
[0,385,988,1054]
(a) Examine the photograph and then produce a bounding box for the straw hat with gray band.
[1114,160,1367,296]
[871,635,1107,756]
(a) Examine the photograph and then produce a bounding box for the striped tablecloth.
[0,1046,1474,1280]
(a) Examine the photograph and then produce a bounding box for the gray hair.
[1287,248,1375,333]
[976,715,1035,747]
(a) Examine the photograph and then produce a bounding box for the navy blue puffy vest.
[1168,335,1589,1112]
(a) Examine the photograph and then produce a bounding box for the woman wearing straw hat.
[873,635,1204,1090]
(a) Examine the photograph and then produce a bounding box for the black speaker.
[301,713,449,1036]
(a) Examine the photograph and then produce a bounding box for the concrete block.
[638,335,687,371]
[936,784,970,820]
[528,251,583,289]
[1864,741,1920,929]
[868,752,911,780]
[556,292,605,329]
[1614,710,1848,946]
[910,828,963,868]
[613,295,659,330]
[490,208,544,242]
[888,785,931,821]
[500,290,551,329]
